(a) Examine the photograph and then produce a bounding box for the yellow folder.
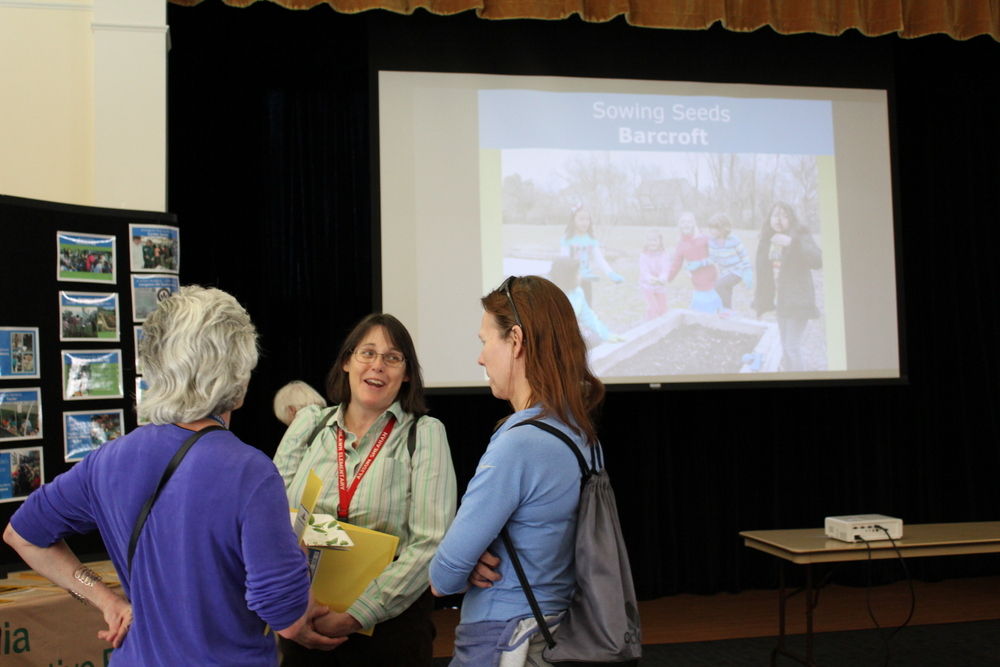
[294,471,324,541]
[307,522,399,636]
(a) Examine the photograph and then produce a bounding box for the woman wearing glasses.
[274,313,457,667]
[429,276,605,666]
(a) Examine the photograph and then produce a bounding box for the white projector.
[824,514,903,543]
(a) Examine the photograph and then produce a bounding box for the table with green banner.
[0,560,120,667]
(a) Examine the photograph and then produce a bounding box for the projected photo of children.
[500,149,826,377]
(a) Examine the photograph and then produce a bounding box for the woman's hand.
[1,528,134,649]
[97,594,132,648]
[468,550,502,589]
[313,610,363,638]
[280,598,348,650]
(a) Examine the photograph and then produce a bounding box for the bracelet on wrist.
[74,565,103,587]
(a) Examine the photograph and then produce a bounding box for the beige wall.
[0,0,166,211]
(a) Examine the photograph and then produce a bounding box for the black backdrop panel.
[0,195,176,568]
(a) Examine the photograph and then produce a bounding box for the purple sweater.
[11,424,310,666]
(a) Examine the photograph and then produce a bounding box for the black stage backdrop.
[14,2,992,595]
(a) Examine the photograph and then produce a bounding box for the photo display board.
[0,194,177,558]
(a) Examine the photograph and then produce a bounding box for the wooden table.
[740,522,1000,667]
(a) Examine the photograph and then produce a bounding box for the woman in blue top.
[430,275,606,666]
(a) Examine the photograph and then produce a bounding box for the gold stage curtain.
[167,0,999,41]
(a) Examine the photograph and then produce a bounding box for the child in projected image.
[639,228,670,320]
[548,257,626,345]
[751,201,822,372]
[560,204,625,306]
[707,213,753,319]
[667,211,722,313]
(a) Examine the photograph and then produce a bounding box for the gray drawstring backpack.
[501,419,642,666]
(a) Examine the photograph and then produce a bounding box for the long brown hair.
[482,276,604,445]
[325,313,428,416]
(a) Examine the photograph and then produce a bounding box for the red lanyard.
[336,417,396,521]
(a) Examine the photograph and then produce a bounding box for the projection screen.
[378,71,900,389]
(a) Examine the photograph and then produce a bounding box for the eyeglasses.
[352,349,406,368]
[501,275,525,336]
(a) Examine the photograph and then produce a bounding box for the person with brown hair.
[274,313,457,667]
[751,201,823,371]
[560,204,625,305]
[429,275,605,666]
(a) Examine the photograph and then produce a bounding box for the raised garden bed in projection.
[590,309,781,380]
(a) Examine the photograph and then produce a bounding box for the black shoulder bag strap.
[500,525,558,649]
[127,425,225,577]
[499,419,596,650]
[407,416,420,458]
[304,408,338,448]
[516,419,597,484]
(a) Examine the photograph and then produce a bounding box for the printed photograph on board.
[135,376,150,425]
[0,447,43,502]
[59,291,120,342]
[62,350,124,400]
[0,328,39,379]
[0,388,42,441]
[64,409,123,462]
[134,326,144,375]
[131,274,179,322]
[128,224,179,273]
[57,231,116,284]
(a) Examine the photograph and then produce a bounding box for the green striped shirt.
[273,402,457,628]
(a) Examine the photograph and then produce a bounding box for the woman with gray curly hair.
[4,286,342,666]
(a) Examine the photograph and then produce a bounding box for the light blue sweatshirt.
[429,405,583,624]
